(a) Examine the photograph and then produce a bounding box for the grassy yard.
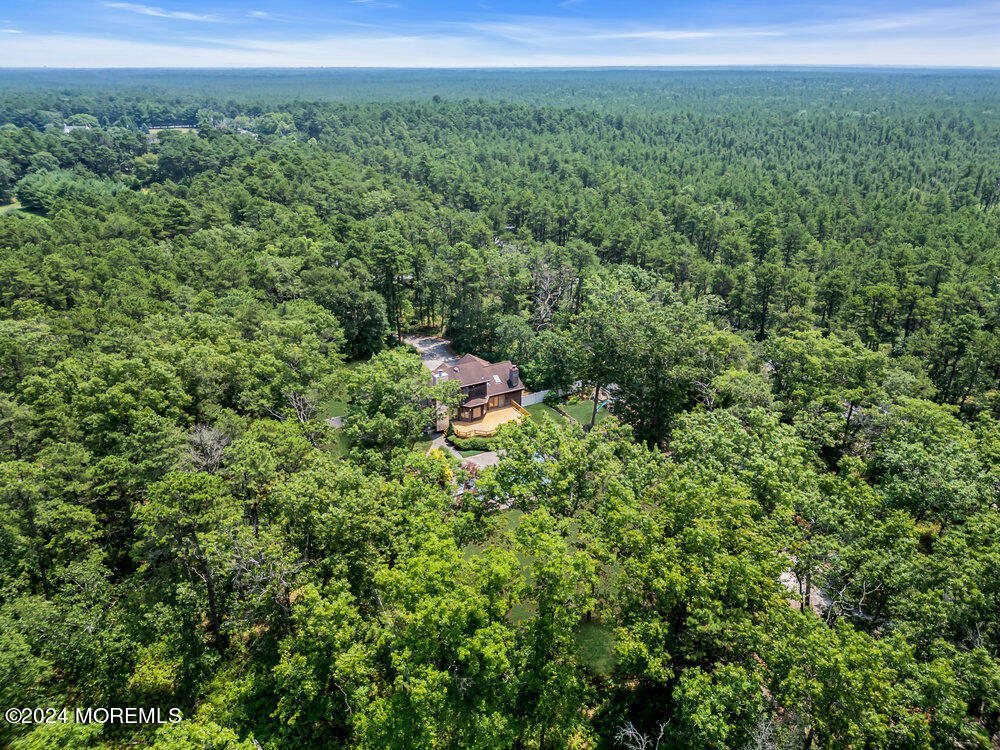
[1,200,47,219]
[331,426,434,459]
[525,399,610,428]
[561,398,609,427]
[523,402,569,425]
[327,398,349,419]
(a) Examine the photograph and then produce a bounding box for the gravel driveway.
[403,334,459,371]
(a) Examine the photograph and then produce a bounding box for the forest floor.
[0,200,21,214]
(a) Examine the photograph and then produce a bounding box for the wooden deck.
[451,404,528,438]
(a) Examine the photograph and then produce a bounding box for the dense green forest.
[2,69,1000,749]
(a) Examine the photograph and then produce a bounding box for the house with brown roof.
[432,354,528,437]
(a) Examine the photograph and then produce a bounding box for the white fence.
[521,381,583,406]
[520,391,549,406]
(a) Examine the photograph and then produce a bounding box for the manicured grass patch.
[0,200,45,218]
[462,509,525,561]
[561,398,609,426]
[463,508,616,674]
[509,601,536,623]
[524,403,569,424]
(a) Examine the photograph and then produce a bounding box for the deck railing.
[451,403,529,438]
[452,426,498,438]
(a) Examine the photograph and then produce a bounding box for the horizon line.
[3,64,1000,72]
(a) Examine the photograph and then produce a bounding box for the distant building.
[62,124,92,134]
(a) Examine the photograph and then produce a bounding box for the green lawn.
[561,398,609,426]
[525,399,610,428]
[523,403,569,424]
[0,200,45,218]
[462,509,524,558]
[326,399,348,419]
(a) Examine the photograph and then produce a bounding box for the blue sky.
[1,0,999,67]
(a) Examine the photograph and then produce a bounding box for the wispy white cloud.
[587,28,783,40]
[1,29,22,33]
[799,3,1000,34]
[464,19,783,44]
[351,0,400,7]
[3,26,1000,68]
[465,2,1000,45]
[241,9,371,26]
[103,2,223,22]
[4,1,1000,67]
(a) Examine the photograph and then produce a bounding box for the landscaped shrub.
[446,429,496,452]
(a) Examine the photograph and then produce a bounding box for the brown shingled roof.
[433,354,522,398]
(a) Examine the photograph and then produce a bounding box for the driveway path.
[403,334,459,371]
[428,433,462,460]
[426,433,500,469]
[464,451,500,469]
